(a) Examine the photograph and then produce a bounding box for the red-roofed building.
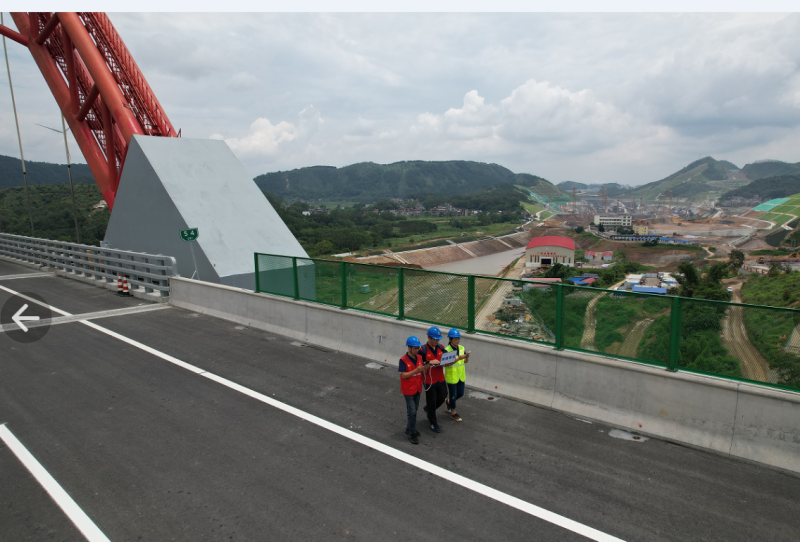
[525,235,576,269]
[601,251,613,261]
[584,250,597,260]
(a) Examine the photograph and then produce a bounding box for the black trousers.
[425,384,448,425]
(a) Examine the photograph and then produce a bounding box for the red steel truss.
[2,13,177,210]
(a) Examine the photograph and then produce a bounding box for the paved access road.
[1,259,799,542]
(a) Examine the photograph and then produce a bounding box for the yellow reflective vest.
[444,344,466,384]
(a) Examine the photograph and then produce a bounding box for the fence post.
[398,267,405,320]
[253,253,260,293]
[467,275,475,333]
[292,257,299,300]
[340,261,347,310]
[668,296,682,372]
[555,283,564,350]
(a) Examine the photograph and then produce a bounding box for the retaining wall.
[169,277,800,474]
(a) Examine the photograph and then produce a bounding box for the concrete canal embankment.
[352,230,532,273]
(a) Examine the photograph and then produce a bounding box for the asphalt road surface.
[1,259,799,542]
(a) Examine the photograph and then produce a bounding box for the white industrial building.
[594,214,632,228]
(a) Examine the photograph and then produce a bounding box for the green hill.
[621,157,741,201]
[741,160,800,181]
[719,174,800,203]
[0,184,110,244]
[254,160,570,203]
[0,154,94,190]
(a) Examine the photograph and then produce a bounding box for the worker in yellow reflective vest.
[444,328,470,422]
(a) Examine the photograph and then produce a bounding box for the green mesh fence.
[254,252,800,393]
[404,269,469,329]
[255,254,295,297]
[346,263,400,316]
[474,277,555,344]
[678,298,744,379]
[295,257,329,305]
[561,284,601,351]
[737,303,800,388]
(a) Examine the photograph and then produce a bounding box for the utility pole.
[639,197,643,220]
[601,185,607,215]
[669,190,673,218]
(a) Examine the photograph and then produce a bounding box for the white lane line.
[0,284,72,316]
[0,284,624,542]
[0,424,111,542]
[0,272,52,281]
[0,304,169,333]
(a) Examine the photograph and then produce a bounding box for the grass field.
[521,201,545,215]
[377,218,522,252]
[540,211,553,220]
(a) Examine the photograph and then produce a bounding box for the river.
[426,247,526,276]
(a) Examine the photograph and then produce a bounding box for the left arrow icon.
[12,304,40,333]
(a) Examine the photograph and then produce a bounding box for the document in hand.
[439,350,458,367]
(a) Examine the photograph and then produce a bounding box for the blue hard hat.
[448,328,461,339]
[406,336,422,347]
[427,326,442,340]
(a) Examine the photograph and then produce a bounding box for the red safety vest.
[399,353,424,396]
[420,343,446,385]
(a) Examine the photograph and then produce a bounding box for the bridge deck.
[1,259,798,541]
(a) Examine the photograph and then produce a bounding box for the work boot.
[409,433,419,445]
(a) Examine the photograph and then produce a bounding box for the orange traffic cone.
[122,276,131,296]
[116,275,123,295]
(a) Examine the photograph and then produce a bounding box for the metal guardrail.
[0,233,178,296]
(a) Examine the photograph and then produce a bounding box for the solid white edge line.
[0,284,73,316]
[0,425,111,542]
[1,282,625,541]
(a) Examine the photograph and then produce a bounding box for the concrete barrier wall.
[170,277,800,474]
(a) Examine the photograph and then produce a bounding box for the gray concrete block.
[105,136,307,290]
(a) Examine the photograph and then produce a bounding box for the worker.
[420,326,447,433]
[399,336,426,445]
[444,329,470,422]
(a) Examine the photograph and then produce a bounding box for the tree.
[598,224,605,232]
[314,240,335,255]
[575,226,584,234]
[729,249,744,272]
[768,260,786,277]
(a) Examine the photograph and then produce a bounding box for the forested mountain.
[254,160,569,202]
[718,175,800,203]
[620,157,740,200]
[0,154,94,189]
[0,184,109,245]
[740,160,800,181]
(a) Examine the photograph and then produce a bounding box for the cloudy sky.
[1,11,799,186]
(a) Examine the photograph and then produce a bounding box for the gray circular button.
[1,293,52,344]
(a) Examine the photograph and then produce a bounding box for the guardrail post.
[292,257,300,300]
[398,267,405,320]
[555,283,565,350]
[340,261,348,310]
[254,253,260,292]
[668,296,682,372]
[467,275,475,333]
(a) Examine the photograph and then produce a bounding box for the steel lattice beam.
[4,12,176,210]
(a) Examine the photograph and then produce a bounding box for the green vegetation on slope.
[719,175,800,203]
[622,157,738,200]
[741,160,800,181]
[0,184,110,245]
[741,272,800,388]
[0,154,95,190]
[254,160,569,203]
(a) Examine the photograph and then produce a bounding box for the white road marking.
[0,272,52,281]
[0,304,169,333]
[1,283,624,542]
[0,424,111,542]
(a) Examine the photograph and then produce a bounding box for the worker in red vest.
[399,336,426,445]
[420,326,448,433]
